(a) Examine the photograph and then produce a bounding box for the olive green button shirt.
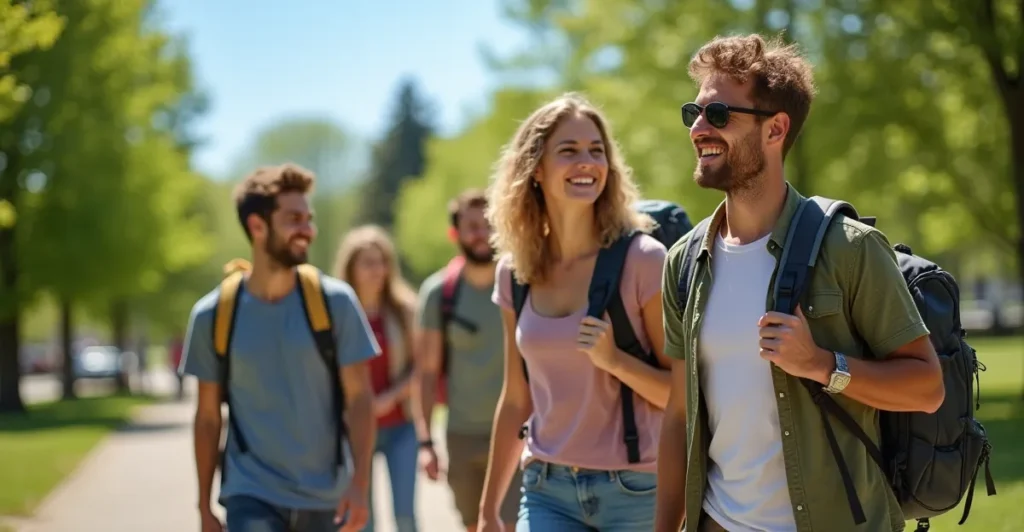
[661,185,930,532]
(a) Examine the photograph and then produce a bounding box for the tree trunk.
[0,149,23,414]
[0,315,22,414]
[1009,101,1024,398]
[110,299,130,393]
[970,1,1024,395]
[60,298,76,400]
[1011,103,1024,321]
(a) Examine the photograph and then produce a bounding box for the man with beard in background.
[180,163,380,532]
[411,189,522,531]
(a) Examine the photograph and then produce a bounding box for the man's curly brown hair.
[689,33,817,158]
[233,163,316,241]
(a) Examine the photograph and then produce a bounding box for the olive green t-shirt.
[417,268,505,436]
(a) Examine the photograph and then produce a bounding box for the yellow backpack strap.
[213,271,245,358]
[211,268,253,462]
[296,263,345,471]
[296,264,332,336]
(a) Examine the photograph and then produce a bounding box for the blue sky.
[159,1,532,179]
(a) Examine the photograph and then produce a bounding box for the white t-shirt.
[699,232,797,532]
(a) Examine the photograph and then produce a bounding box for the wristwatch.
[823,351,851,394]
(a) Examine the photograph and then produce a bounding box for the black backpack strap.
[606,235,657,365]
[586,233,634,318]
[511,274,530,383]
[511,233,646,459]
[591,232,652,463]
[774,197,884,525]
[296,264,345,473]
[510,274,532,440]
[512,277,529,320]
[675,218,711,316]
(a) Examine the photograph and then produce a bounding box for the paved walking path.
[7,373,464,532]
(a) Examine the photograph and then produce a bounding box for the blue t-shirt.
[179,275,379,510]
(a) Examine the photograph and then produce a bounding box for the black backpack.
[511,199,692,463]
[676,196,996,532]
[633,199,692,250]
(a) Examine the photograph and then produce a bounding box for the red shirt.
[367,314,405,428]
[169,338,184,369]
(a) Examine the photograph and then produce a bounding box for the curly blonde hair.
[333,224,417,334]
[486,92,652,285]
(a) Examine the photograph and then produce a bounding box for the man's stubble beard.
[693,127,766,197]
[459,240,496,265]
[264,226,309,269]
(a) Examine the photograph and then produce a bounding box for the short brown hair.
[688,33,817,158]
[233,163,316,240]
[448,188,487,228]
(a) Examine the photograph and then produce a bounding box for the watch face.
[832,373,851,390]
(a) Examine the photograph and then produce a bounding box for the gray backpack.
[676,197,996,532]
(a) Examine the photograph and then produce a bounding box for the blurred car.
[72,345,124,380]
[19,343,57,374]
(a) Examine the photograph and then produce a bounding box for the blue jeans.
[516,461,657,531]
[224,495,337,532]
[363,421,418,532]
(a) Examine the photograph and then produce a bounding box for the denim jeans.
[224,495,337,532]
[516,461,657,531]
[363,421,418,532]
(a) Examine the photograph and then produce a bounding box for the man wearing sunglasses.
[655,34,942,532]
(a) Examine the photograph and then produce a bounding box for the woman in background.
[335,225,420,532]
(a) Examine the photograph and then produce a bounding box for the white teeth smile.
[569,176,595,185]
[699,146,724,157]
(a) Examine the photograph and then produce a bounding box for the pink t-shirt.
[492,234,667,473]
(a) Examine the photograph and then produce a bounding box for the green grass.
[927,335,1024,531]
[0,394,153,516]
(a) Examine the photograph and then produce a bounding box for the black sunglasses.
[681,102,777,129]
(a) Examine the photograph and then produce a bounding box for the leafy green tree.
[0,0,64,413]
[488,0,1017,277]
[0,1,64,122]
[137,177,244,338]
[878,0,1022,314]
[394,89,553,282]
[228,118,365,190]
[1,0,207,403]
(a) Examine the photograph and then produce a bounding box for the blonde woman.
[477,93,673,532]
[334,225,419,532]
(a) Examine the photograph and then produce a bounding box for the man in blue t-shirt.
[180,163,380,532]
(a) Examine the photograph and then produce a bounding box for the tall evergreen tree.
[358,77,434,230]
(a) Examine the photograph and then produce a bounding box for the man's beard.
[265,227,309,269]
[459,239,495,265]
[693,128,765,194]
